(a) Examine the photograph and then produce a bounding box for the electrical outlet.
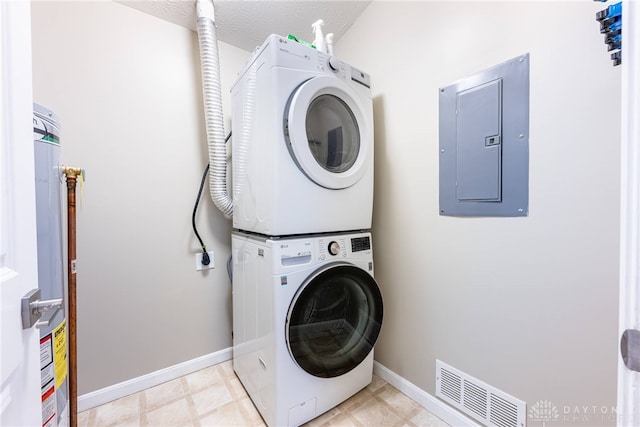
[195,251,214,271]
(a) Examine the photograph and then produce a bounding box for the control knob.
[328,57,340,72]
[328,241,340,256]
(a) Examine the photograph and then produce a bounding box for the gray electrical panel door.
[439,54,529,217]
[456,79,502,202]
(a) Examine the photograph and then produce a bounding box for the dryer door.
[286,262,383,378]
[284,76,371,189]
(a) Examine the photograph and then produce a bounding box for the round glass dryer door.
[285,76,371,189]
[286,263,383,378]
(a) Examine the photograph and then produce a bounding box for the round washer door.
[286,262,383,378]
[285,76,371,189]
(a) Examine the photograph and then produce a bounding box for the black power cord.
[193,163,211,265]
[192,132,232,266]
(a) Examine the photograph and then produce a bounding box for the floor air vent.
[435,360,526,427]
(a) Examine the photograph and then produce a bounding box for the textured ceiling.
[116,0,371,52]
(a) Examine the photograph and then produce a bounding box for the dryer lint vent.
[435,360,526,427]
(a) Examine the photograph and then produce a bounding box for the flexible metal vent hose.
[196,0,233,217]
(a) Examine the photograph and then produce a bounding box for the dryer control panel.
[323,56,370,88]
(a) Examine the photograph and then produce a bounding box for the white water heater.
[33,103,69,427]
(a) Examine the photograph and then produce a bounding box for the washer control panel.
[318,237,347,260]
[316,234,371,261]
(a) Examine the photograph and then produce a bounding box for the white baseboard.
[373,361,479,427]
[79,348,476,427]
[77,347,232,412]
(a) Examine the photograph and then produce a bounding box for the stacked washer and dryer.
[230,34,383,426]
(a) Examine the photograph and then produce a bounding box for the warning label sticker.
[40,335,53,366]
[41,363,55,390]
[40,334,54,388]
[41,384,56,427]
[53,320,67,389]
[41,332,56,427]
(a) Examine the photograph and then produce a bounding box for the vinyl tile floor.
[78,360,450,427]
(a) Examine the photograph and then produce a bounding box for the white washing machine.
[231,34,374,236]
[232,231,383,427]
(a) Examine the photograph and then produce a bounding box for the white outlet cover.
[195,251,214,271]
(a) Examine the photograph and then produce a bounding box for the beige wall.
[31,0,622,420]
[31,1,249,395]
[336,1,620,423]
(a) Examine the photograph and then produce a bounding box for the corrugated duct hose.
[196,0,233,218]
[196,0,234,281]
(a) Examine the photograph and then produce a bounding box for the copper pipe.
[62,166,82,427]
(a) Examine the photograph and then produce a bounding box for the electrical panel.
[439,54,529,217]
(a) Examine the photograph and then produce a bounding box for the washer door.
[286,262,383,378]
[284,76,371,189]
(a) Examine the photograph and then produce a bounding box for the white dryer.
[232,231,383,427]
[231,34,374,236]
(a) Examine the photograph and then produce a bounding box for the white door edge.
[0,1,41,425]
[617,1,640,425]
